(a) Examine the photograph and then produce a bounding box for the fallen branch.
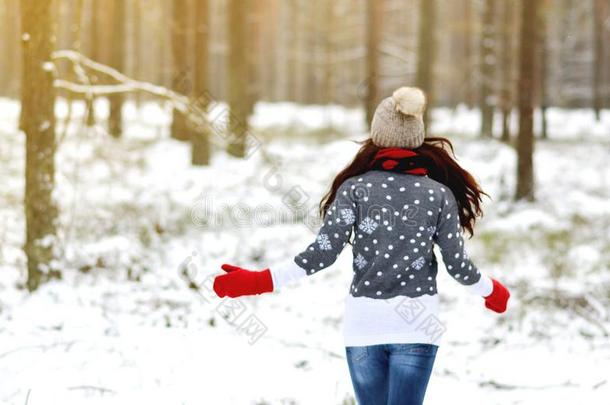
[51,50,190,113]
[67,385,116,395]
[0,340,78,361]
[479,379,577,391]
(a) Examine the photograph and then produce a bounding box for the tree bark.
[20,0,60,291]
[515,0,539,201]
[365,0,382,129]
[415,0,436,126]
[191,0,211,166]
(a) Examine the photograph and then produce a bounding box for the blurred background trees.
[2,0,607,115]
[3,0,610,290]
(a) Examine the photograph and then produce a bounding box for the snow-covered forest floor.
[1,99,609,404]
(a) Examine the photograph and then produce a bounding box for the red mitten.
[213,264,274,298]
[484,278,510,313]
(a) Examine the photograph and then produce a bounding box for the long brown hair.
[319,137,488,236]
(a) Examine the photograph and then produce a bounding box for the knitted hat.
[370,87,427,149]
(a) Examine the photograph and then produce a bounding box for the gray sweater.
[291,170,482,300]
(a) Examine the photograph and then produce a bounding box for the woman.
[213,87,510,405]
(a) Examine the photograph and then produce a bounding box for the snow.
[431,104,610,141]
[42,62,55,72]
[1,97,609,404]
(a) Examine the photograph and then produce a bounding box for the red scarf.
[369,148,429,175]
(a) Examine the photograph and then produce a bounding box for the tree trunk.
[132,0,143,107]
[227,0,249,157]
[539,1,549,139]
[0,2,7,97]
[108,0,126,138]
[246,0,262,114]
[416,0,436,126]
[515,0,539,201]
[320,0,335,109]
[499,0,514,142]
[463,0,476,107]
[58,0,84,141]
[191,0,211,166]
[1,1,21,98]
[21,0,60,291]
[603,0,610,108]
[263,0,279,101]
[287,0,298,101]
[170,0,191,141]
[593,0,604,121]
[365,0,382,129]
[86,0,99,127]
[291,0,306,103]
[479,0,496,138]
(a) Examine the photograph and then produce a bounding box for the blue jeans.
[345,343,438,405]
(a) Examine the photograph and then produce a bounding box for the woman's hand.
[484,278,510,313]
[212,264,274,298]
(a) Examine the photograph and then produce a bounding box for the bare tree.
[592,0,605,121]
[246,0,262,114]
[20,0,59,291]
[499,0,515,142]
[365,0,383,128]
[132,0,143,107]
[286,0,301,102]
[462,0,476,107]
[416,0,436,126]
[227,0,249,157]
[170,0,192,141]
[479,0,497,138]
[321,0,335,107]
[0,2,8,96]
[539,0,549,139]
[108,0,126,137]
[515,0,539,201]
[86,0,100,127]
[191,0,211,166]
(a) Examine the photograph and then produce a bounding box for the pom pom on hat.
[369,86,427,148]
[392,87,426,117]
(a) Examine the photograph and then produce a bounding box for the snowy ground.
[1,98,609,404]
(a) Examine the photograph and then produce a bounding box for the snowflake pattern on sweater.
[293,171,482,299]
[316,233,332,251]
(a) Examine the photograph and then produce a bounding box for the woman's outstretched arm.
[214,179,356,297]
